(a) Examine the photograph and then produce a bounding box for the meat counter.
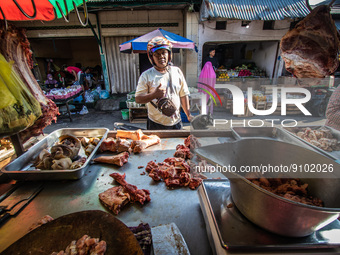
[0,130,230,254]
[0,129,339,255]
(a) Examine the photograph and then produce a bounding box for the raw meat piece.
[116,137,131,153]
[94,152,129,167]
[174,144,193,159]
[131,135,160,153]
[110,173,151,205]
[116,129,145,140]
[98,186,130,215]
[28,215,54,232]
[280,4,340,78]
[99,137,117,152]
[184,134,201,149]
[0,23,59,141]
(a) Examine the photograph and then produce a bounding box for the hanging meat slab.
[0,22,59,141]
[280,5,340,78]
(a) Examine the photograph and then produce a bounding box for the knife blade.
[0,185,43,226]
[0,182,42,211]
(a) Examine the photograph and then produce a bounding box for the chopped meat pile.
[51,235,106,255]
[294,127,340,152]
[174,144,193,160]
[144,135,205,190]
[146,157,203,190]
[94,152,129,167]
[246,173,324,207]
[99,173,150,215]
[174,134,201,159]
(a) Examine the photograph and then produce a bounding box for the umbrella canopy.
[119,28,196,53]
[0,0,87,24]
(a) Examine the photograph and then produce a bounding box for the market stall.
[0,128,339,255]
[45,85,84,122]
[0,130,227,254]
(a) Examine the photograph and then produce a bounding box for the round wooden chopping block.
[2,210,143,255]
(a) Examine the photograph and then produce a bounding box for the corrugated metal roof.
[87,0,196,4]
[200,0,310,21]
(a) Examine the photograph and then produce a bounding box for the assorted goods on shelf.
[216,64,266,82]
[126,91,145,108]
[125,91,147,123]
[44,85,83,100]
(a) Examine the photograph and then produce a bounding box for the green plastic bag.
[0,53,42,136]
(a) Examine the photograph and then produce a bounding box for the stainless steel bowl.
[195,138,340,237]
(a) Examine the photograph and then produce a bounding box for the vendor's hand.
[153,84,166,99]
[188,114,194,122]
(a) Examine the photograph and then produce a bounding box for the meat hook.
[73,0,89,27]
[55,0,70,23]
[0,8,8,31]
[13,0,37,19]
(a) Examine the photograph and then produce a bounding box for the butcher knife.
[0,184,43,225]
[151,222,190,255]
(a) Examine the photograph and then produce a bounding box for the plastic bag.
[91,90,100,101]
[79,105,89,115]
[100,90,109,99]
[85,90,94,103]
[0,53,42,135]
[73,95,83,103]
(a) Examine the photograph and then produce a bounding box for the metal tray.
[1,128,109,181]
[198,179,340,251]
[283,126,340,161]
[231,127,322,153]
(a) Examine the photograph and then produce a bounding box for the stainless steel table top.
[0,136,225,254]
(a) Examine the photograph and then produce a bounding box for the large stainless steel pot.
[195,138,340,237]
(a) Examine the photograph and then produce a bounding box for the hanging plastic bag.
[79,105,89,115]
[0,53,42,136]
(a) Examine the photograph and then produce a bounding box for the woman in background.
[62,65,84,85]
[198,61,216,115]
[44,73,60,90]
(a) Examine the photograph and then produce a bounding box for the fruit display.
[252,90,266,102]
[215,63,266,80]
